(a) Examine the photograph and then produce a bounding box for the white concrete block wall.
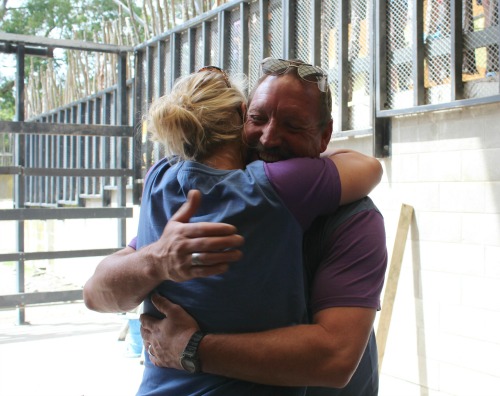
[337,102,500,395]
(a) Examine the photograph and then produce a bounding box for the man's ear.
[320,119,333,152]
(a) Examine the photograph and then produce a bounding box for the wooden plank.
[376,203,414,371]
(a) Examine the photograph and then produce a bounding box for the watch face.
[181,356,198,373]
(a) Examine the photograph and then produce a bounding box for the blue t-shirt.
[136,157,340,396]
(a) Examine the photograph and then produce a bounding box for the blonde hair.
[147,70,247,161]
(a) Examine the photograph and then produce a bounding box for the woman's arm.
[324,148,383,205]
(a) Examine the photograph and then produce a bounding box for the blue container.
[127,318,143,356]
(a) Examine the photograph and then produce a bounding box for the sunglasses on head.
[260,57,328,92]
[198,65,231,88]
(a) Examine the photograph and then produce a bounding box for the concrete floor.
[0,303,144,396]
[0,301,422,396]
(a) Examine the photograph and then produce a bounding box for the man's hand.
[145,190,245,282]
[141,294,200,368]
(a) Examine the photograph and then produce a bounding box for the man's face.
[244,74,332,162]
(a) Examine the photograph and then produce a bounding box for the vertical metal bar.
[311,0,322,66]
[240,2,249,76]
[76,103,85,205]
[70,106,76,202]
[202,21,211,66]
[171,33,181,83]
[260,0,270,60]
[14,44,26,325]
[102,92,111,202]
[413,0,425,106]
[219,10,230,69]
[188,28,196,73]
[143,45,154,169]
[117,52,128,247]
[133,50,143,205]
[338,0,349,131]
[282,0,295,59]
[451,0,464,100]
[374,0,391,157]
[157,41,166,97]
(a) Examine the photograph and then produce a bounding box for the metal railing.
[0,34,136,322]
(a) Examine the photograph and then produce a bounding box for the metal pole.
[14,44,26,325]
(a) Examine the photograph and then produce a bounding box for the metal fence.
[378,0,500,117]
[0,35,135,321]
[1,0,499,316]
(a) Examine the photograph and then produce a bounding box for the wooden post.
[377,203,414,371]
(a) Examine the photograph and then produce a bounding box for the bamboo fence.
[25,0,227,119]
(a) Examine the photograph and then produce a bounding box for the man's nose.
[260,121,282,147]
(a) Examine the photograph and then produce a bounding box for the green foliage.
[0,0,123,120]
[1,0,120,39]
[0,77,15,121]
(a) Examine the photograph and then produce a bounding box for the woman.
[135,66,381,396]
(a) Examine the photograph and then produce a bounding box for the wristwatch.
[179,331,206,373]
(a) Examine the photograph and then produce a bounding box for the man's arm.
[142,295,374,388]
[83,190,244,313]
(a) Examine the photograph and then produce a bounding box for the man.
[84,58,387,395]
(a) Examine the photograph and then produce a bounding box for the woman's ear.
[241,102,247,121]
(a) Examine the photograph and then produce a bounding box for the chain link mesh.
[163,38,172,95]
[295,0,312,63]
[248,0,262,90]
[320,0,340,129]
[194,26,204,71]
[180,32,190,77]
[348,0,371,130]
[385,0,413,109]
[228,8,242,76]
[424,0,452,104]
[210,17,220,66]
[462,0,499,98]
[151,45,159,99]
[269,0,283,59]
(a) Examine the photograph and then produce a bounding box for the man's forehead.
[250,75,320,109]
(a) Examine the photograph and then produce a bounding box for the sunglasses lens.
[261,58,290,75]
[298,65,323,82]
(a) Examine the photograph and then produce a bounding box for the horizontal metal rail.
[0,121,134,138]
[0,207,132,221]
[0,166,134,177]
[0,290,84,309]
[0,32,134,54]
[0,248,122,263]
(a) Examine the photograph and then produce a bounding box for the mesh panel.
[0,133,14,166]
[140,49,148,117]
[151,45,159,99]
[269,0,283,58]
[321,0,339,130]
[210,17,220,66]
[180,32,190,76]
[296,0,312,63]
[228,8,242,75]
[248,0,262,89]
[348,0,371,130]
[386,0,413,109]
[463,0,499,98]
[163,38,172,95]
[424,0,452,104]
[194,26,204,70]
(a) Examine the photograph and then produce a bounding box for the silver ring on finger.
[148,344,156,358]
[192,252,203,266]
